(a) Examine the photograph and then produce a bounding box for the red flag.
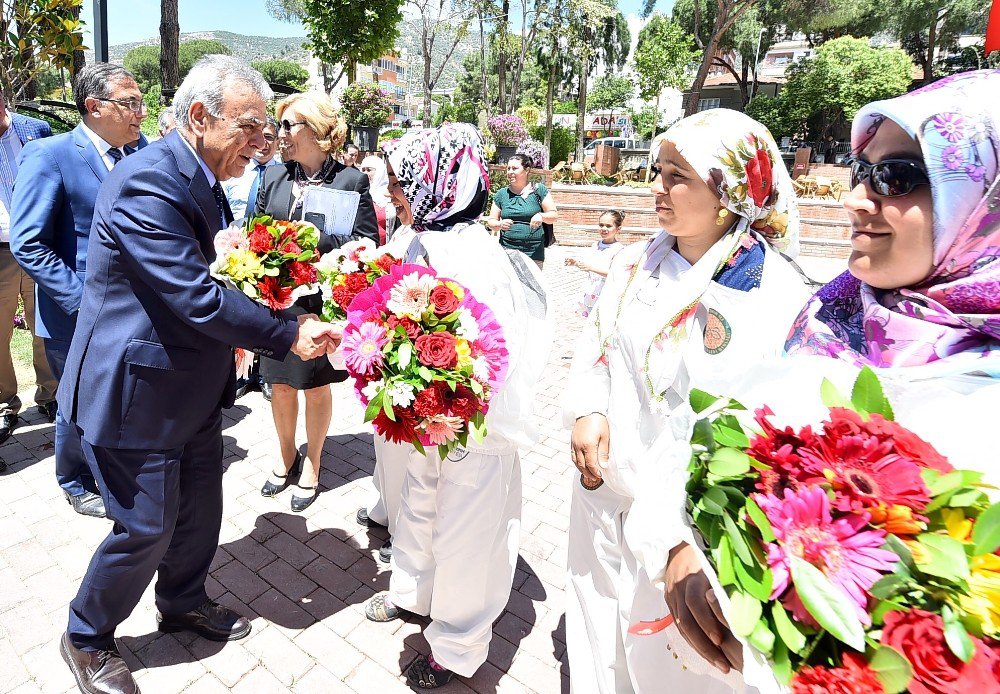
[987,0,1000,55]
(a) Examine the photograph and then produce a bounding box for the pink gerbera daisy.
[421,414,464,445]
[342,322,388,375]
[213,226,249,259]
[755,486,898,627]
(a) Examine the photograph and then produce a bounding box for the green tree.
[123,45,161,92]
[884,0,984,84]
[0,0,85,101]
[780,36,913,140]
[588,73,633,138]
[251,59,309,90]
[177,39,231,76]
[744,92,796,140]
[632,14,699,138]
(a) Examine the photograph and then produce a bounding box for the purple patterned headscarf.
[785,70,1000,370]
[382,122,489,232]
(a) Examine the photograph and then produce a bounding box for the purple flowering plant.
[487,114,529,146]
[339,82,394,127]
[517,138,548,169]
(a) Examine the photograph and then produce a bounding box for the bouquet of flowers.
[341,263,509,457]
[314,238,403,322]
[212,214,321,310]
[677,368,1000,693]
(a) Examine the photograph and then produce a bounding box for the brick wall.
[549,183,854,259]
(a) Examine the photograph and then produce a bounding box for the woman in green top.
[485,154,559,268]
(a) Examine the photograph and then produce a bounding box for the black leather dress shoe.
[65,490,107,518]
[37,401,57,423]
[60,632,140,694]
[379,539,393,564]
[356,507,387,528]
[157,599,251,641]
[0,413,17,444]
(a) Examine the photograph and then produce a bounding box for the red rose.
[248,225,274,254]
[745,146,774,207]
[881,609,1000,694]
[287,261,317,286]
[376,254,398,274]
[386,315,422,340]
[373,407,418,444]
[344,272,369,293]
[444,383,480,420]
[413,383,447,418]
[792,653,884,694]
[415,332,458,369]
[429,284,461,317]
[256,276,293,310]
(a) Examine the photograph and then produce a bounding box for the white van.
[583,137,646,153]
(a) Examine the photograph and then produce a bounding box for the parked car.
[583,137,647,153]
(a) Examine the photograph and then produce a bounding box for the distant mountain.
[86,30,310,66]
[395,19,480,94]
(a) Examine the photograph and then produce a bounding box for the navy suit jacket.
[10,124,143,340]
[58,130,299,450]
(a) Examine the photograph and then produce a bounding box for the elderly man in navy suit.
[11,63,147,518]
[0,92,57,454]
[57,55,340,694]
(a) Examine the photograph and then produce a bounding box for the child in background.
[565,209,624,317]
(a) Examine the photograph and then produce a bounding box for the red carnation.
[287,261,317,286]
[444,383,480,420]
[413,383,447,418]
[280,240,303,256]
[792,653,884,694]
[376,254,398,273]
[344,272,370,293]
[386,315,422,340]
[881,609,1000,694]
[248,225,274,254]
[373,407,418,445]
[331,284,356,310]
[256,276,293,310]
[415,332,458,369]
[429,284,461,317]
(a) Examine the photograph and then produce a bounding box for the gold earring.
[715,208,729,226]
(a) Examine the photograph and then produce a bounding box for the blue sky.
[80,0,670,46]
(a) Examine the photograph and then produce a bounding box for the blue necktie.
[107,147,124,167]
[246,163,266,217]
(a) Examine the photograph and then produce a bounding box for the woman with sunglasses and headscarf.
[253,92,378,512]
[362,123,552,689]
[647,70,1000,694]
[562,109,809,693]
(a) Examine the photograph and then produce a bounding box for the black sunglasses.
[278,119,308,133]
[849,158,929,197]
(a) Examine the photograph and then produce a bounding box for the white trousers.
[566,480,740,694]
[389,444,522,677]
[366,435,409,534]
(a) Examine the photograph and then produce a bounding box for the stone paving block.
[186,639,262,688]
[250,588,316,635]
[214,560,271,604]
[305,530,365,571]
[301,558,362,602]
[240,624,314,686]
[291,663,356,693]
[259,558,319,602]
[344,658,408,693]
[229,664,289,693]
[344,618,418,675]
[292,623,362,678]
[0,636,31,690]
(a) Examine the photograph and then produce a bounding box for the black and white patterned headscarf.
[382,123,490,232]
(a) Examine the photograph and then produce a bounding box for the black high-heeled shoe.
[260,451,303,497]
[290,484,318,512]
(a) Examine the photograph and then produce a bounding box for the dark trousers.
[67,408,224,651]
[45,338,93,497]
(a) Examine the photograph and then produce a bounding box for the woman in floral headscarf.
[786,69,1000,376]
[562,109,809,693]
[361,123,553,689]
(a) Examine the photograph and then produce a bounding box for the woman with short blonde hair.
[274,92,347,154]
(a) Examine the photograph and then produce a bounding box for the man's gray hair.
[72,63,137,115]
[173,55,273,129]
[157,106,176,132]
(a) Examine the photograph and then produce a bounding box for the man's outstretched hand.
[291,314,342,360]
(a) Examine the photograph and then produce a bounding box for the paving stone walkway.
[0,246,591,693]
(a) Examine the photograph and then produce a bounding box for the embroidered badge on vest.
[704,308,732,354]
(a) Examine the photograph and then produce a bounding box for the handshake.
[290,314,343,360]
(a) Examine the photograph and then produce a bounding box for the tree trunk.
[739,58,749,107]
[574,54,589,161]
[651,91,660,139]
[497,0,510,113]
[924,14,937,84]
[70,4,85,74]
[423,45,433,125]
[159,0,180,97]
[347,58,357,85]
[478,9,488,108]
[544,50,556,152]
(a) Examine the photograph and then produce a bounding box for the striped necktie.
[107,147,124,167]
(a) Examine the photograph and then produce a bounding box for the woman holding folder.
[253,91,378,512]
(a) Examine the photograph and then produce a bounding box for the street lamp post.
[93,0,109,63]
[748,27,767,104]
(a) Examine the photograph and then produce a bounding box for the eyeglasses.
[95,97,146,114]
[849,158,929,197]
[279,119,308,133]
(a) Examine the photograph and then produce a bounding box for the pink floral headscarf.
[785,70,1000,371]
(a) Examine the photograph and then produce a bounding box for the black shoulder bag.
[530,187,557,247]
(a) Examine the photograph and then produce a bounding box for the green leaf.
[942,604,976,663]
[771,638,792,685]
[723,512,753,566]
[363,392,382,422]
[973,502,1000,555]
[851,366,894,419]
[397,342,412,370]
[771,602,807,653]
[691,418,716,451]
[870,645,913,694]
[733,555,773,602]
[926,470,966,497]
[727,591,762,637]
[915,535,970,582]
[745,497,776,543]
[417,366,434,382]
[882,535,915,574]
[413,439,426,456]
[869,574,908,600]
[689,388,719,413]
[698,486,729,516]
[746,620,775,654]
[789,555,865,650]
[948,488,986,508]
[713,416,750,448]
[716,534,736,586]
[708,448,752,477]
[820,377,851,410]
[381,395,395,421]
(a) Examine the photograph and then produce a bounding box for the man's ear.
[188,102,209,137]
[83,97,100,119]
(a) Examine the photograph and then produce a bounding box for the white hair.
[173,54,273,129]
